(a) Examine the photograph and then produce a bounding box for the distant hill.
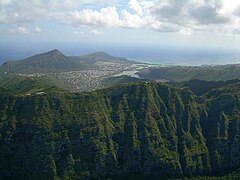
[137,64,240,82]
[0,50,132,74]
[0,49,81,73]
[69,52,130,64]
[171,79,240,96]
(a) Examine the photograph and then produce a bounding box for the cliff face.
[0,83,240,179]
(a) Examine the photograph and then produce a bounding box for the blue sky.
[1,0,240,49]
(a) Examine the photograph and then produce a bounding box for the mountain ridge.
[0,82,240,179]
[69,51,130,64]
[137,64,240,81]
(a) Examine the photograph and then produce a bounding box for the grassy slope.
[0,74,68,95]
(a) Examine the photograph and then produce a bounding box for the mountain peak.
[92,52,109,56]
[49,49,61,53]
[45,49,64,56]
[1,49,79,73]
[82,52,112,60]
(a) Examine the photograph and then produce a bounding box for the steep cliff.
[0,82,239,179]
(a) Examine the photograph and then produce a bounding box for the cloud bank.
[1,0,240,36]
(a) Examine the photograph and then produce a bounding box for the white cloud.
[1,0,240,36]
[120,9,144,28]
[10,26,43,34]
[60,6,120,27]
[57,7,144,29]
[189,4,230,25]
[179,28,192,35]
[10,26,29,34]
[234,5,240,17]
[34,27,42,33]
[148,0,240,35]
[0,0,12,7]
[90,29,104,36]
[129,0,143,15]
[0,0,114,24]
[17,26,28,34]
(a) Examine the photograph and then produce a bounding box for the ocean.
[1,42,240,66]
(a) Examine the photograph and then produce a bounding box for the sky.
[1,0,240,63]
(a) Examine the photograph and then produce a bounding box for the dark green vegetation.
[0,81,240,179]
[175,167,240,180]
[0,74,67,95]
[0,74,145,95]
[137,64,240,82]
[171,79,240,96]
[102,75,144,88]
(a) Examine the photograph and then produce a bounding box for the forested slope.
[0,82,240,179]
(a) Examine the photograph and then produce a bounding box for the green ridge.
[0,82,240,179]
[138,65,240,82]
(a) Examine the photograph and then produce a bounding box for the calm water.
[1,42,240,66]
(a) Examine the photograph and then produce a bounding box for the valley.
[0,50,150,92]
[3,49,240,94]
